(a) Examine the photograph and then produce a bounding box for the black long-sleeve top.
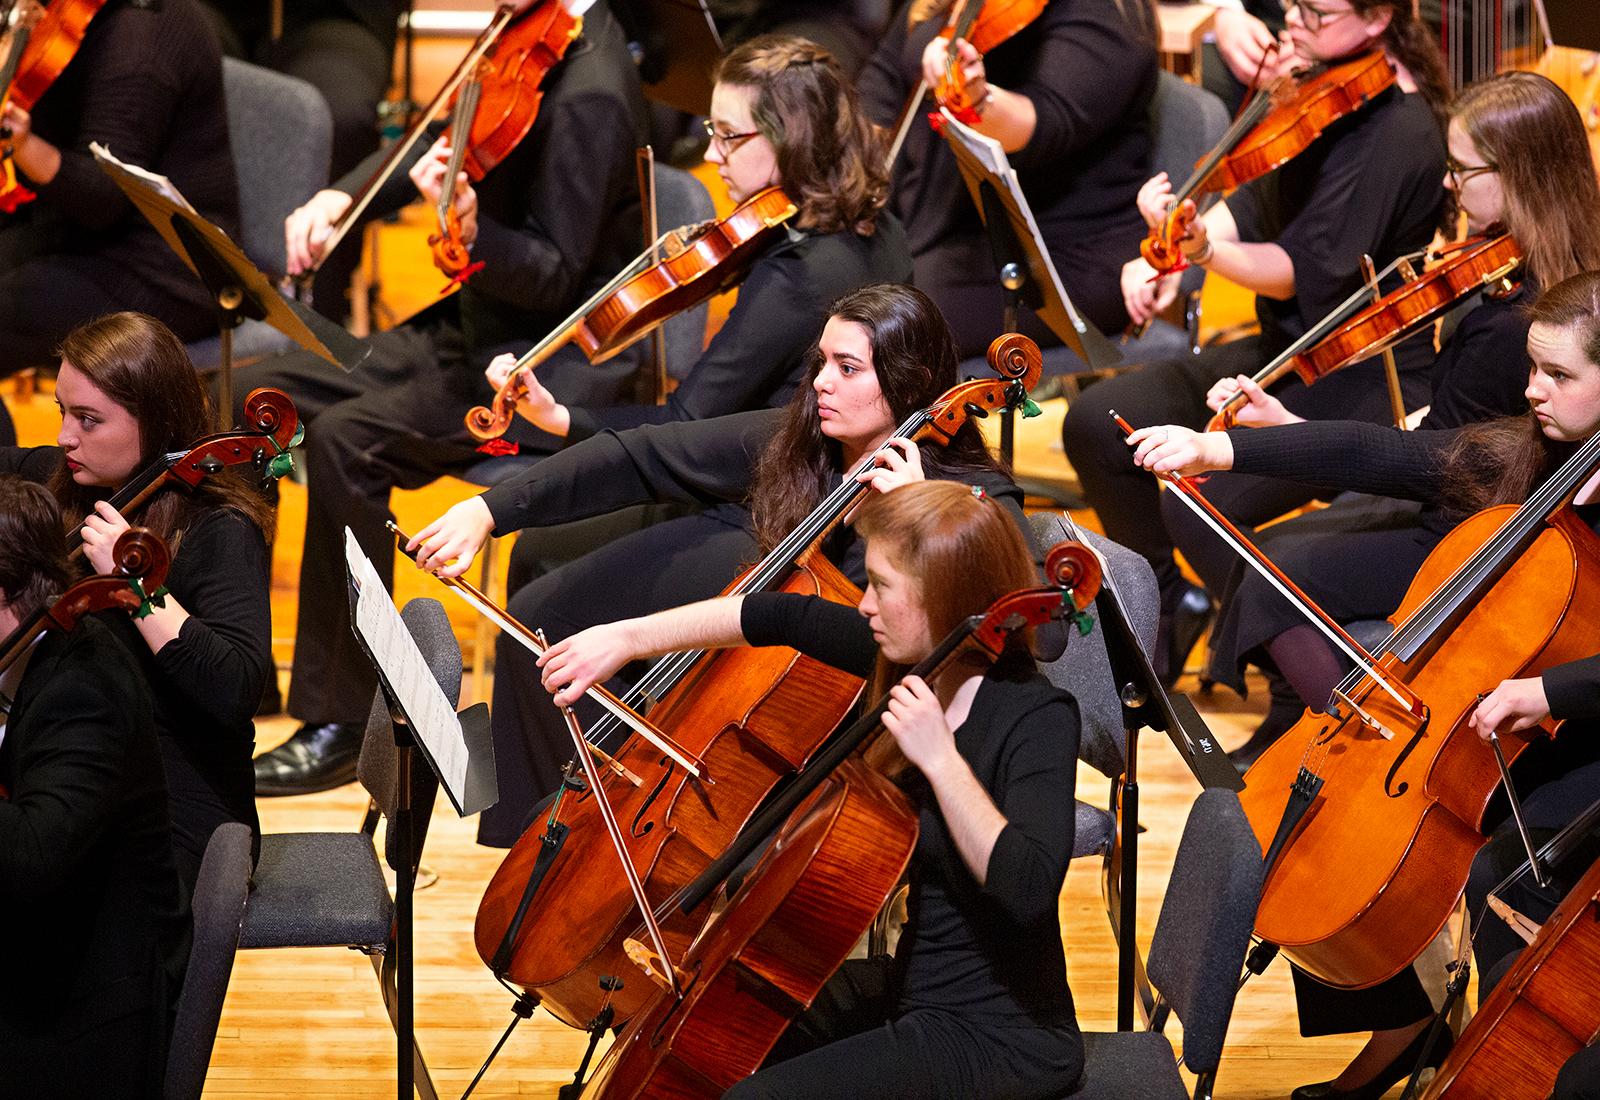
[0,446,271,871]
[479,406,1027,587]
[1226,83,1445,367]
[741,592,1082,1029]
[0,617,188,1095]
[857,0,1155,266]
[563,219,913,442]
[1418,282,1533,430]
[19,0,241,322]
[331,4,646,356]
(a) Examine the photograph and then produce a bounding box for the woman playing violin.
[2,312,273,893]
[0,475,187,1098]
[0,0,239,445]
[409,283,1024,846]
[1063,0,1450,685]
[541,479,1085,1099]
[240,0,651,796]
[1181,72,1600,765]
[490,33,908,447]
[856,0,1159,356]
[1129,269,1600,1100]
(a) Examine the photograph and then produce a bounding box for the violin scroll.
[464,372,526,442]
[1140,201,1197,276]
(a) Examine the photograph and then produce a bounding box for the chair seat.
[186,320,297,372]
[1070,1030,1186,1099]
[1074,800,1114,859]
[240,832,393,949]
[460,453,542,489]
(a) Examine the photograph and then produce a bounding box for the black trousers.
[724,958,1084,1100]
[1061,337,1429,610]
[478,509,757,847]
[228,305,638,726]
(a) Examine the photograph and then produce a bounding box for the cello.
[473,336,1044,1027]
[1206,233,1523,431]
[576,539,1103,1098]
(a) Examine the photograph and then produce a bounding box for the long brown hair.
[1439,271,1600,515]
[714,35,889,236]
[854,479,1038,701]
[749,283,1004,553]
[50,312,274,556]
[1348,0,1452,122]
[1453,72,1600,288]
[0,476,69,620]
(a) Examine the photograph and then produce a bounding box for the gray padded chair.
[238,598,459,1100]
[164,822,253,1100]
[1070,789,1265,1100]
[186,59,333,371]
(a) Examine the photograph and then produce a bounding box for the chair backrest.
[1028,513,1160,778]
[1148,72,1230,297]
[165,822,253,1100]
[357,598,462,872]
[653,164,716,381]
[1147,788,1264,1077]
[221,58,333,277]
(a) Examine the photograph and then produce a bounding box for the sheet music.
[90,143,195,213]
[344,529,469,797]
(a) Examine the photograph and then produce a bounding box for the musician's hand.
[2,101,32,146]
[922,35,987,103]
[1206,374,1302,427]
[1469,677,1551,743]
[1126,424,1234,476]
[484,353,518,391]
[284,189,354,275]
[540,623,637,709]
[856,438,925,495]
[1179,207,1210,261]
[1122,257,1181,327]
[882,675,959,777]
[408,496,495,578]
[79,500,132,576]
[408,135,454,206]
[1135,172,1176,230]
[1213,7,1278,87]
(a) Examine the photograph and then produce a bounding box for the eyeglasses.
[701,117,761,156]
[1446,154,1498,189]
[1283,1,1352,32]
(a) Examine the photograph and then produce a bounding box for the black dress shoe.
[1291,1024,1453,1100]
[1160,583,1215,689]
[1228,697,1305,774]
[254,721,363,796]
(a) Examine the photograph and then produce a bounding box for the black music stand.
[92,144,368,417]
[345,532,497,1100]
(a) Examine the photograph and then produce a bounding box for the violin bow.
[1112,411,1423,721]
[386,522,707,780]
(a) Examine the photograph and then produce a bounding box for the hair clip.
[970,485,987,500]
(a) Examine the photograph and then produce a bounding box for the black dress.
[474,407,1029,846]
[0,616,189,1099]
[1061,80,1446,615]
[229,3,650,727]
[857,0,1157,356]
[1196,283,1535,695]
[726,593,1083,1100]
[0,0,240,382]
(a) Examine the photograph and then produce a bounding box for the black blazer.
[0,615,189,1099]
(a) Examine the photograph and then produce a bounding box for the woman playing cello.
[1064,0,1450,685]
[409,283,1023,846]
[540,479,1085,1099]
[1128,269,1600,1099]
[3,312,273,893]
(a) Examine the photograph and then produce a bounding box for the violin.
[1141,50,1396,274]
[0,0,109,214]
[0,526,169,674]
[576,539,1103,1098]
[428,79,483,281]
[68,387,300,562]
[1419,850,1600,1099]
[303,0,590,278]
[473,336,1045,1029]
[464,186,799,443]
[885,0,1049,165]
[1207,233,1523,431]
[1233,421,1600,988]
